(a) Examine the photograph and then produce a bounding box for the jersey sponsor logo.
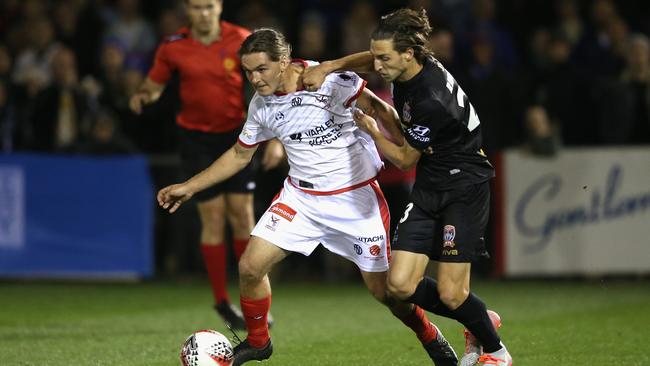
[354,244,363,255]
[269,202,297,221]
[357,235,384,243]
[275,112,285,121]
[442,249,459,256]
[289,132,303,142]
[265,215,281,231]
[242,129,253,139]
[290,117,344,146]
[369,245,381,256]
[443,225,456,248]
[406,125,431,143]
[411,125,430,137]
[291,97,302,107]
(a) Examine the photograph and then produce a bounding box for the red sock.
[233,238,248,261]
[398,305,437,344]
[201,243,229,304]
[240,295,271,348]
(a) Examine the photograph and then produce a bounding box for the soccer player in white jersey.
[157,28,459,366]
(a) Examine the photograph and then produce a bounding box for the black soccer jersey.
[392,57,495,190]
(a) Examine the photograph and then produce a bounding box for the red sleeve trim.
[344,79,368,108]
[237,137,263,148]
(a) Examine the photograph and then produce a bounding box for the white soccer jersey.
[238,62,383,192]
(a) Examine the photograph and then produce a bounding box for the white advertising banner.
[503,147,650,276]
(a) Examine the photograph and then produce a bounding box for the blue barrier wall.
[0,154,154,279]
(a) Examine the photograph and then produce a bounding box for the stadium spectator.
[522,105,561,157]
[129,0,283,330]
[553,0,585,47]
[30,47,90,152]
[296,12,329,61]
[11,17,62,99]
[0,79,16,153]
[73,108,138,155]
[594,34,650,144]
[303,8,511,366]
[103,0,157,74]
[158,28,459,366]
[341,0,379,55]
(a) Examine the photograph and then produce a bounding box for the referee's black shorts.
[179,127,256,202]
[393,181,491,263]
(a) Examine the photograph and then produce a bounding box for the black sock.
[405,276,456,319]
[451,293,501,353]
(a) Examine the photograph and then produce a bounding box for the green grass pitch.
[1,279,648,365]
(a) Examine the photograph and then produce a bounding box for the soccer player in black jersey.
[304,8,512,366]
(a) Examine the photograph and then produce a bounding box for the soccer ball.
[180,329,234,366]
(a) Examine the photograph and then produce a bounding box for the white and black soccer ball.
[180,330,234,366]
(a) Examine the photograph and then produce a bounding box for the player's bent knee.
[437,286,467,310]
[386,277,416,301]
[238,258,265,286]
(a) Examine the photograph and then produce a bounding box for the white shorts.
[251,178,391,272]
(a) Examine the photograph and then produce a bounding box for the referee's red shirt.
[148,22,250,133]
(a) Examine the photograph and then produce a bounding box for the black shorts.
[393,181,491,263]
[179,127,256,202]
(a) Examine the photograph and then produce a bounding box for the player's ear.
[279,55,290,71]
[404,48,415,62]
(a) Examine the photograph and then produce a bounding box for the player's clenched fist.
[157,183,193,213]
[302,64,328,91]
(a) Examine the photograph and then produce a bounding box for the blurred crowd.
[0,0,649,158]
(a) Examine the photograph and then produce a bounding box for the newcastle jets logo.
[402,101,412,124]
[291,97,302,107]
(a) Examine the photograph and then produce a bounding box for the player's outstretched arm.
[303,52,374,91]
[129,77,165,114]
[355,88,405,146]
[353,109,421,171]
[157,143,258,213]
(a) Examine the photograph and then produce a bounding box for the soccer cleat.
[215,302,246,330]
[477,343,512,365]
[460,310,502,366]
[422,324,458,366]
[232,339,273,366]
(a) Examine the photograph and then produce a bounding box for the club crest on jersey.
[402,101,412,124]
[223,57,236,72]
[291,97,302,107]
[315,94,331,107]
[265,215,280,231]
[354,244,363,255]
[443,225,456,248]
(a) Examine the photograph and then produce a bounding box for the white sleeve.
[237,95,275,147]
[326,71,368,108]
